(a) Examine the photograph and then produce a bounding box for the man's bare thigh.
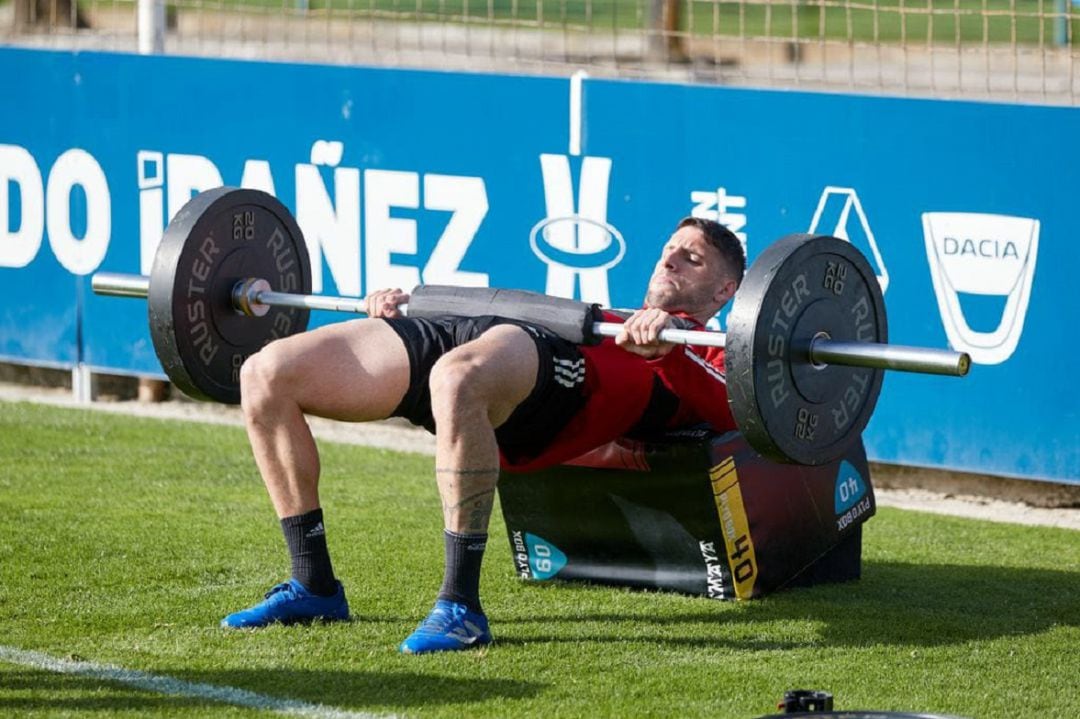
[255,318,410,422]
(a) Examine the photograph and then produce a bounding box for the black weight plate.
[725,234,887,465]
[148,187,311,404]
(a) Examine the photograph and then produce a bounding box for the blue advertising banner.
[0,51,81,368]
[580,79,1078,484]
[0,48,1076,484]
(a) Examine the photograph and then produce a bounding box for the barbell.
[91,187,970,465]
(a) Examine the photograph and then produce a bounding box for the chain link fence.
[2,0,1078,104]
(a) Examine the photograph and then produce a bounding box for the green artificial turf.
[0,399,1077,718]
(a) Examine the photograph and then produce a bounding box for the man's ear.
[713,279,737,306]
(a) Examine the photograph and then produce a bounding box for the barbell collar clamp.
[232,278,272,318]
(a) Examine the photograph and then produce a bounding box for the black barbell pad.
[407,285,604,345]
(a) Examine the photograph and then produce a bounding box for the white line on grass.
[0,645,396,719]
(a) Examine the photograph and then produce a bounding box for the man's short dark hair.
[676,216,746,285]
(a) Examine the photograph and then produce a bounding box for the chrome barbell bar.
[91,272,970,377]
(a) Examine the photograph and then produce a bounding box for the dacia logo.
[941,237,1021,259]
[923,212,1040,365]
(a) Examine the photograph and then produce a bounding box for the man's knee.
[239,344,291,416]
[429,349,488,417]
[429,327,538,426]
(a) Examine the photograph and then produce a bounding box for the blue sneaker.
[399,600,493,654]
[221,579,349,628]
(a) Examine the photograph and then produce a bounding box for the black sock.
[281,508,338,597]
[437,530,487,614]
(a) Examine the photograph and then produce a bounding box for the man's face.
[644,225,736,317]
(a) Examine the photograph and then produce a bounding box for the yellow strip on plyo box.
[708,457,758,599]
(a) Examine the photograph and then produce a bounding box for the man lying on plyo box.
[223,217,745,654]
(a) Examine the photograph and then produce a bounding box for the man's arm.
[647,343,737,432]
[615,308,736,432]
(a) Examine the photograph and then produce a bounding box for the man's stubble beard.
[643,279,677,310]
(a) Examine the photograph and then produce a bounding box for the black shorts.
[382,315,587,462]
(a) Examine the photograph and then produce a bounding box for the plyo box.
[499,430,874,599]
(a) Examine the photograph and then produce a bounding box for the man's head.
[644,217,746,323]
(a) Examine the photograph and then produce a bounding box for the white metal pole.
[137,0,165,55]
